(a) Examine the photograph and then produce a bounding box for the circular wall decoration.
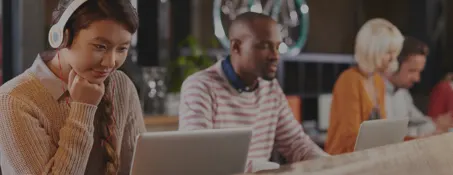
[213,0,309,57]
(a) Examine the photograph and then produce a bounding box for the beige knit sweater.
[0,69,146,174]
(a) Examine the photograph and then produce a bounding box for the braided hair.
[96,78,118,174]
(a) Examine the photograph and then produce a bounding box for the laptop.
[354,118,409,151]
[130,127,253,175]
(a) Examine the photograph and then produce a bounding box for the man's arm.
[400,90,436,136]
[274,88,328,162]
[178,76,214,130]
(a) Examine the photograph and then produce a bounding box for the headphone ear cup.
[48,25,64,48]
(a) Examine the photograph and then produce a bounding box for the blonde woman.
[325,18,404,155]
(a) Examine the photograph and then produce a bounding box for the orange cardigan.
[325,67,387,155]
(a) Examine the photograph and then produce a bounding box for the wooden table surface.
[143,115,179,132]
[239,133,453,175]
[144,115,178,125]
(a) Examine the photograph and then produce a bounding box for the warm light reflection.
[250,4,262,13]
[300,4,309,14]
[279,43,288,53]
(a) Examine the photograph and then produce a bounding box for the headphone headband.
[48,0,88,48]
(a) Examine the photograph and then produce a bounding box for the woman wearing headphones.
[0,0,145,174]
[324,18,404,155]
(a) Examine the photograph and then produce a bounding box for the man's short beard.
[261,74,275,81]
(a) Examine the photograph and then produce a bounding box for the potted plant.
[165,36,218,116]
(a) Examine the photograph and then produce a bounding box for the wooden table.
[143,115,179,132]
[239,133,453,175]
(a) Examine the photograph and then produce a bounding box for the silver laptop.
[130,127,252,175]
[354,118,409,151]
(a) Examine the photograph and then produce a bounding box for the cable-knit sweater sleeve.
[118,76,146,174]
[0,94,97,175]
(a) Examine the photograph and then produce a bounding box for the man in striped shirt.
[178,12,328,172]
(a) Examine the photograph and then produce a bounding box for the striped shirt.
[178,61,327,172]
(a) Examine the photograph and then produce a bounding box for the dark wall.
[304,0,359,53]
[170,0,192,60]
[137,0,159,66]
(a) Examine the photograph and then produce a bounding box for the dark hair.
[228,12,275,36]
[52,0,138,174]
[233,12,273,22]
[397,36,429,63]
[52,0,138,48]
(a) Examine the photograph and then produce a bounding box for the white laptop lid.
[354,118,409,151]
[130,127,252,175]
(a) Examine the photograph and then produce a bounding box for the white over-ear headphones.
[48,0,88,48]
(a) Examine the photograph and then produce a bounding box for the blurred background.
[0,0,452,139]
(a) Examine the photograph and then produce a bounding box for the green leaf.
[177,56,187,66]
[211,38,219,48]
[167,35,217,93]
